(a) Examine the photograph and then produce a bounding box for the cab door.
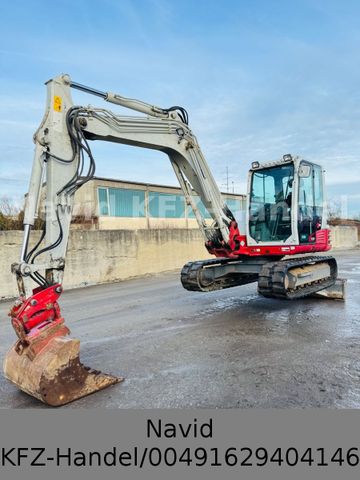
[297,162,324,244]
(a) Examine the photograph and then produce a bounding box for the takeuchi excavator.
[3,74,343,406]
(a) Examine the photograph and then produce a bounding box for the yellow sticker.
[54,95,62,112]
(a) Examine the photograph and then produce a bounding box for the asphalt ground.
[0,249,359,408]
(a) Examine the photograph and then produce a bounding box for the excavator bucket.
[4,284,123,406]
[4,336,122,407]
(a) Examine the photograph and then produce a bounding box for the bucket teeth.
[3,336,123,406]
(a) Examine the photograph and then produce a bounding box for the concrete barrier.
[0,225,358,299]
[0,229,210,299]
[330,225,359,250]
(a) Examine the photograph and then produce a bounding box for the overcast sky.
[0,0,359,217]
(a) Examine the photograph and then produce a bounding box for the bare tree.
[0,196,24,230]
[0,196,21,217]
[327,197,342,223]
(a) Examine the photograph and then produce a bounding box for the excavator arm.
[16,74,237,298]
[4,74,239,406]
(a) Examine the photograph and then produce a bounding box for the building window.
[97,186,244,221]
[98,188,109,216]
[97,187,145,217]
[187,196,212,219]
[148,192,185,218]
[225,198,242,216]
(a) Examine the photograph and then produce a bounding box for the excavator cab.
[248,155,325,247]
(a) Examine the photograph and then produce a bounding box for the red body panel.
[9,284,65,342]
[207,221,331,258]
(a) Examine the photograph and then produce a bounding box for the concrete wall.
[97,216,202,230]
[63,229,210,290]
[331,226,359,249]
[0,229,210,299]
[0,225,358,300]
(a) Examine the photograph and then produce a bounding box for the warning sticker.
[54,96,62,112]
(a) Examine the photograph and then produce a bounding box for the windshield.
[249,164,294,242]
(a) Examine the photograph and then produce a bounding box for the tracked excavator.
[3,74,343,406]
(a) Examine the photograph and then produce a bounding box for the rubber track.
[181,258,258,292]
[257,255,337,299]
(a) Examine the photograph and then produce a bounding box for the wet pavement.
[0,249,359,408]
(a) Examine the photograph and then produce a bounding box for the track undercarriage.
[181,255,339,299]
